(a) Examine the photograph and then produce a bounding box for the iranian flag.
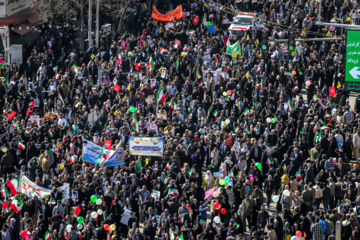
[337,72,343,77]
[318,119,324,125]
[0,58,5,68]
[48,200,56,205]
[288,99,296,111]
[72,64,78,72]
[242,109,250,117]
[9,197,24,213]
[148,57,155,72]
[6,177,19,196]
[55,73,61,80]
[312,94,320,102]
[279,90,283,99]
[320,126,329,131]
[228,171,234,178]
[44,231,51,240]
[246,128,251,134]
[234,126,240,133]
[315,133,321,143]
[174,39,181,48]
[295,171,301,179]
[255,82,261,88]
[48,129,53,138]
[58,92,64,104]
[168,188,179,197]
[266,157,273,165]
[166,162,171,169]
[18,141,25,150]
[132,117,139,132]
[0,188,10,198]
[96,146,106,166]
[213,110,219,118]
[156,227,161,235]
[70,155,76,163]
[282,164,287,171]
[53,66,58,72]
[14,122,19,129]
[256,67,261,72]
[157,86,166,103]
[219,5,224,10]
[159,47,167,54]
[117,54,122,65]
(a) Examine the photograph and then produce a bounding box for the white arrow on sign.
[349,67,360,79]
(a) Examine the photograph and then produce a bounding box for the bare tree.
[104,0,136,35]
[30,0,88,51]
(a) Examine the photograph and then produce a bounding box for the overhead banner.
[129,137,164,156]
[20,176,70,204]
[82,138,124,166]
[151,5,184,22]
[345,30,360,91]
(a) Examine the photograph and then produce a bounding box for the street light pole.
[88,0,92,48]
[96,0,99,48]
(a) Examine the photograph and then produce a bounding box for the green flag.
[3,74,9,86]
[135,161,142,173]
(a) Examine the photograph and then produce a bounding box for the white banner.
[20,175,70,204]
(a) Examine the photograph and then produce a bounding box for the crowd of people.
[1,0,360,239]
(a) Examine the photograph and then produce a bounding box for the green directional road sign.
[345,30,360,91]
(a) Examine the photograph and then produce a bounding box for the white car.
[228,12,264,35]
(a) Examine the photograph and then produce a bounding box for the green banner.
[345,30,360,91]
[226,42,241,58]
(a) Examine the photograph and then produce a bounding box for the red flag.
[104,140,112,150]
[114,85,120,94]
[121,41,126,49]
[140,40,146,46]
[329,87,336,97]
[7,111,16,120]
[135,63,140,72]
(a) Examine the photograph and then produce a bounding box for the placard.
[146,123,157,131]
[29,115,40,122]
[34,99,40,107]
[222,19,229,24]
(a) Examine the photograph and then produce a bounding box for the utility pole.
[96,0,99,48]
[88,0,92,48]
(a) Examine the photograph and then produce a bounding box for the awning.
[0,8,34,25]
[11,22,34,35]
[26,12,45,26]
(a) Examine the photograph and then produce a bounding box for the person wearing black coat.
[143,221,156,240]
[109,200,123,223]
[263,175,275,207]
[97,222,108,240]
[328,135,338,157]
[257,205,269,229]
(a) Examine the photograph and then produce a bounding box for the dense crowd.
[1,0,360,239]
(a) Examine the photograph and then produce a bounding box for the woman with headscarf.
[237,205,246,233]
[203,170,215,190]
